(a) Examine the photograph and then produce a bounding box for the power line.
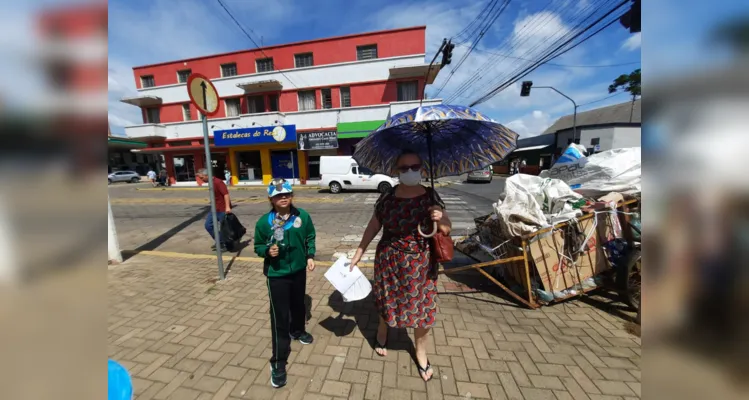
[434,0,511,97]
[443,0,565,103]
[456,44,640,68]
[214,0,301,89]
[452,0,499,44]
[469,0,630,107]
[456,0,612,104]
[578,91,628,107]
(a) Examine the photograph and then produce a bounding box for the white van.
[319,156,398,194]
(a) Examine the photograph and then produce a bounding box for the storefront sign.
[214,125,297,146]
[297,130,338,151]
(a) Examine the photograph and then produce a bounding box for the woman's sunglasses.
[396,164,422,173]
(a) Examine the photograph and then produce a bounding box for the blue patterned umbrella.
[353,104,519,179]
[353,104,519,237]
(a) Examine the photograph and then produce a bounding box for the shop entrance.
[173,155,196,182]
[235,150,262,181]
[204,153,227,177]
[271,150,299,180]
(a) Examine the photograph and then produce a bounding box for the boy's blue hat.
[268,178,293,198]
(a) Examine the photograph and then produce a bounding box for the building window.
[247,95,265,114]
[298,90,315,111]
[221,63,237,77]
[397,81,418,101]
[182,104,192,121]
[140,75,155,88]
[321,88,333,109]
[357,44,378,60]
[294,53,313,68]
[177,69,191,83]
[256,58,274,73]
[340,87,351,107]
[225,98,241,117]
[145,107,160,123]
[591,137,600,145]
[268,94,279,112]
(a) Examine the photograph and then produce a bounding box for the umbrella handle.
[418,221,438,238]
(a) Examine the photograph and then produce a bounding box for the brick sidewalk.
[109,255,641,400]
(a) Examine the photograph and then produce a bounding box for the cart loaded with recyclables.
[440,146,642,310]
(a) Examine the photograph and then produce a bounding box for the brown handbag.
[432,232,454,263]
[425,186,454,264]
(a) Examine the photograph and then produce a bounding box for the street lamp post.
[520,81,579,143]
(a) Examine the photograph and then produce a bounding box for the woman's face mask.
[397,162,422,186]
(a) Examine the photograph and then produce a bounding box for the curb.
[122,249,375,268]
[136,181,453,191]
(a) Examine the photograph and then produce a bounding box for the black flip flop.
[374,337,387,357]
[417,360,433,382]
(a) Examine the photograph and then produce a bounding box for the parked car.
[467,165,493,183]
[319,156,398,194]
[108,171,142,184]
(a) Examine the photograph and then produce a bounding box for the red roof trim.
[132,26,427,70]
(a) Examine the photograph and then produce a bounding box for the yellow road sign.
[187,73,219,116]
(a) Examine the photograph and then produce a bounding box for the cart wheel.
[621,248,641,310]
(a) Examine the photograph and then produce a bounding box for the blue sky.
[111,0,747,138]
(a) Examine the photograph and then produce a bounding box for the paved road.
[109,179,506,261]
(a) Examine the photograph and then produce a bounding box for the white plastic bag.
[324,256,372,302]
[494,174,582,236]
[541,147,641,197]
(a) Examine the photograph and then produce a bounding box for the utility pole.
[520,81,579,143]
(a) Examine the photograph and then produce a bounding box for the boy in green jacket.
[254,178,316,388]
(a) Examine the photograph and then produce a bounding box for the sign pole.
[290,150,296,184]
[186,73,224,280]
[202,114,225,280]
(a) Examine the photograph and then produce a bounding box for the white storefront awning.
[513,144,552,153]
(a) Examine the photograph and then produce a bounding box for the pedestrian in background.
[253,178,317,389]
[147,168,157,187]
[196,168,231,252]
[349,149,452,382]
[225,168,231,186]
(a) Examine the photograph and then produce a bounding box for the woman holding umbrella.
[349,104,518,382]
[349,149,451,382]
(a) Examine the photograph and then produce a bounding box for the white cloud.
[621,32,641,51]
[506,110,553,137]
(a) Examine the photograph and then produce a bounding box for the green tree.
[608,68,641,98]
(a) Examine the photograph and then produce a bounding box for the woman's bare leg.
[414,327,433,381]
[375,317,388,356]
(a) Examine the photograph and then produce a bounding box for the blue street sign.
[214,125,297,146]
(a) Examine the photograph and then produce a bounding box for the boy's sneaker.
[291,332,314,345]
[211,243,228,252]
[270,366,287,388]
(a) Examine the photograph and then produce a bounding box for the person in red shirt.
[197,168,232,252]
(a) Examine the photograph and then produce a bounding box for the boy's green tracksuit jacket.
[254,206,316,277]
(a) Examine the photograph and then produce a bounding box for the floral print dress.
[373,189,443,329]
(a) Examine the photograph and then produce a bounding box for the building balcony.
[122,99,442,141]
[130,54,430,104]
[125,123,167,140]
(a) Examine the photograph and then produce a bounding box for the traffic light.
[520,81,533,97]
[441,40,455,66]
[619,0,641,33]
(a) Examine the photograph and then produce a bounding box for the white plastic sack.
[541,147,641,197]
[494,174,582,237]
[324,256,372,302]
